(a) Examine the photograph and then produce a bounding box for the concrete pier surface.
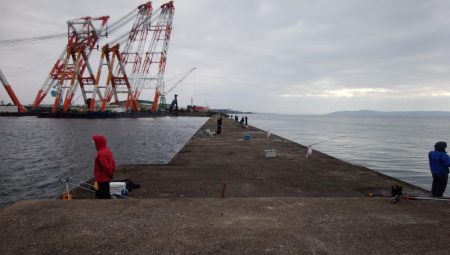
[1,116,449,254]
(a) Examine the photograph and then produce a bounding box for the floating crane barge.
[1,1,179,118]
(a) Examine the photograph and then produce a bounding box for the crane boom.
[147,1,175,112]
[98,2,154,112]
[165,67,196,95]
[158,66,196,112]
[0,69,26,112]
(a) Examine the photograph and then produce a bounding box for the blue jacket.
[428,151,450,175]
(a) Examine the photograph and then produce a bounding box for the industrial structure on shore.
[0,1,208,117]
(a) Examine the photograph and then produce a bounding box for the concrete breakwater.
[1,115,449,254]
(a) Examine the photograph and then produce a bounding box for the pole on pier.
[220,183,227,198]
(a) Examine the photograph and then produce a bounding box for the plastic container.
[265,149,277,158]
[110,182,127,196]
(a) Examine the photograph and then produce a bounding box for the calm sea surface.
[249,113,450,197]
[0,116,208,207]
[1,114,449,207]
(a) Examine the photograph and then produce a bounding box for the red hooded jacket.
[93,135,116,182]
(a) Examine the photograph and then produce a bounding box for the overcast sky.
[1,0,450,114]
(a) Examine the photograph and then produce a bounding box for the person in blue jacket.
[428,141,450,197]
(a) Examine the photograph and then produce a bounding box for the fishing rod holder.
[391,185,403,203]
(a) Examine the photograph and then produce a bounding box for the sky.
[1,0,450,114]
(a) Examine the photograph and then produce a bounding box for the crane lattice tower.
[96,2,154,112]
[140,1,175,112]
[32,16,109,113]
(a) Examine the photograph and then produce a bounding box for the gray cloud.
[1,0,450,114]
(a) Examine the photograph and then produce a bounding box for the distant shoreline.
[324,110,450,117]
[249,110,450,117]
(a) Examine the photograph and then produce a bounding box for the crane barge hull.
[37,111,165,119]
[36,111,213,118]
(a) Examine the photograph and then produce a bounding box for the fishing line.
[305,135,346,158]
[307,135,346,147]
[271,134,346,159]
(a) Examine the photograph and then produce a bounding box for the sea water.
[2,113,449,207]
[247,113,450,197]
[0,116,208,207]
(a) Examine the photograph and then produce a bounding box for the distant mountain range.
[214,109,255,114]
[325,110,450,117]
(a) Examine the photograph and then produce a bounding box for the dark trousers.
[431,174,448,197]
[216,125,222,134]
[96,182,111,199]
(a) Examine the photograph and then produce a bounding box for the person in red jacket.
[92,135,116,199]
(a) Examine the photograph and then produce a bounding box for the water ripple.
[0,116,207,207]
[250,113,449,196]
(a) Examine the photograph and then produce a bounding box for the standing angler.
[216,115,223,134]
[92,135,116,199]
[428,141,450,197]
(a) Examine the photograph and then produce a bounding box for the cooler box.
[244,133,252,140]
[265,149,277,158]
[110,182,127,196]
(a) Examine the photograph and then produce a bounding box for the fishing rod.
[304,135,346,158]
[59,178,94,194]
[403,195,450,201]
[64,176,95,188]
[263,129,345,159]
[69,181,132,199]
[58,178,132,199]
[367,193,450,202]
[65,176,137,199]
[270,135,346,159]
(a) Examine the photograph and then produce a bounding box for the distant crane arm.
[164,67,196,96]
[0,69,26,112]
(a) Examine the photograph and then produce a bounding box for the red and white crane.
[0,68,26,112]
[2,1,176,113]
[139,1,175,112]
[97,2,155,112]
[32,16,110,113]
[95,1,175,113]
